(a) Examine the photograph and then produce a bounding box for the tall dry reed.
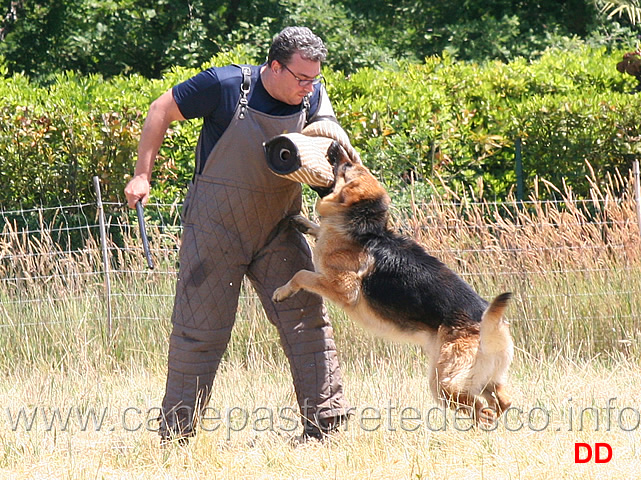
[1,168,640,369]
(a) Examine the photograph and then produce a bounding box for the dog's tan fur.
[273,157,514,425]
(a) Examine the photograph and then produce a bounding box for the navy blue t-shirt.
[172,64,328,174]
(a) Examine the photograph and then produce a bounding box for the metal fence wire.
[1,168,641,343]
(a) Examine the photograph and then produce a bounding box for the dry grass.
[1,170,641,478]
[1,344,639,479]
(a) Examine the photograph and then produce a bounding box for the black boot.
[302,415,348,441]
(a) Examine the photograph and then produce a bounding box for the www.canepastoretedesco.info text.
[4,398,641,436]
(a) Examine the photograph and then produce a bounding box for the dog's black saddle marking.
[341,191,489,332]
[361,230,489,331]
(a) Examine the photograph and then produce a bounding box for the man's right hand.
[124,174,150,209]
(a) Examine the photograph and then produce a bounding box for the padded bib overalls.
[161,67,349,438]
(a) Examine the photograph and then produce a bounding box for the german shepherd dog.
[272,151,514,425]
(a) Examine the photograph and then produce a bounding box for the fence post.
[515,137,524,202]
[92,176,112,341]
[634,160,641,239]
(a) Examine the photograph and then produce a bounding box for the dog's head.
[316,145,391,235]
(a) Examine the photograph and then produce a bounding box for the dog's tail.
[479,292,513,354]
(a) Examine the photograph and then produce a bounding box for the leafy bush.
[0,71,155,207]
[1,45,641,216]
[328,45,641,199]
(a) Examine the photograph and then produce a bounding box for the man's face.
[271,53,321,105]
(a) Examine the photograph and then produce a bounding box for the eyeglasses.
[281,64,324,86]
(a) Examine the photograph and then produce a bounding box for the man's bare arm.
[124,88,186,208]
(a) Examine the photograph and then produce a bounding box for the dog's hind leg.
[482,383,512,417]
[451,390,502,426]
[438,388,496,426]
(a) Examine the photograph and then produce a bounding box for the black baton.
[135,200,154,270]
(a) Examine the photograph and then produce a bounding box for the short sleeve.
[172,68,222,120]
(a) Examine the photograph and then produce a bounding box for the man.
[124,26,350,443]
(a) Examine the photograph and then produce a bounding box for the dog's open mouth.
[327,141,352,175]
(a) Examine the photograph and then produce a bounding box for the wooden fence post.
[515,137,524,203]
[634,160,641,239]
[92,176,112,341]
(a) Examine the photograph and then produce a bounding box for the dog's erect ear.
[326,164,389,209]
[337,178,362,206]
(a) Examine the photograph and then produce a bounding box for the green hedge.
[328,46,641,199]
[1,44,640,212]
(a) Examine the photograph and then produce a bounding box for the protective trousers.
[160,75,350,439]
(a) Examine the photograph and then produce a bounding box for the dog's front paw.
[289,215,319,236]
[272,284,294,303]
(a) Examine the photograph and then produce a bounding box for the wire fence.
[1,169,641,357]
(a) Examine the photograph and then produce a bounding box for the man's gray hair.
[268,26,327,65]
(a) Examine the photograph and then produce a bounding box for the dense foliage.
[0,0,638,81]
[1,44,640,213]
[329,46,641,199]
[2,1,641,212]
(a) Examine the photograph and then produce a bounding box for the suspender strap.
[234,64,252,120]
[303,94,311,125]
